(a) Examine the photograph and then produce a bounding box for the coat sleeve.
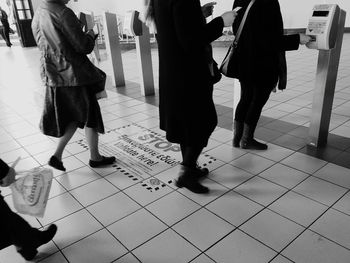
[59,8,95,54]
[0,159,9,181]
[258,0,299,53]
[171,0,223,55]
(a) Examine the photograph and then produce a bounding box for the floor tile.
[62,229,127,263]
[173,208,235,251]
[207,190,263,226]
[230,153,275,175]
[281,152,328,174]
[313,163,350,188]
[259,163,309,189]
[282,230,350,263]
[209,164,255,189]
[38,192,83,226]
[113,253,141,263]
[333,191,350,216]
[38,252,69,263]
[240,209,305,251]
[269,255,294,263]
[206,229,276,263]
[107,208,167,250]
[206,144,246,163]
[133,229,200,263]
[268,191,328,227]
[190,253,216,263]
[293,176,348,206]
[70,178,118,207]
[310,208,350,249]
[234,176,288,206]
[146,191,200,226]
[53,209,103,249]
[87,192,141,226]
[250,143,294,162]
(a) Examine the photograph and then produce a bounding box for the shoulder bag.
[220,0,256,77]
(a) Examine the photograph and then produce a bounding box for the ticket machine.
[306,4,340,50]
[306,4,346,148]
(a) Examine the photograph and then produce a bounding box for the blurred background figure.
[0,5,12,46]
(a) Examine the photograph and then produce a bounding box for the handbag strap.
[233,0,256,46]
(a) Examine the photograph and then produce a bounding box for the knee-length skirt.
[40,85,104,138]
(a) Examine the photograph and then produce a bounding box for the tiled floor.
[1,35,350,263]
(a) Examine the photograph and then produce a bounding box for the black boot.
[175,165,209,194]
[18,224,57,261]
[241,123,267,150]
[233,120,244,148]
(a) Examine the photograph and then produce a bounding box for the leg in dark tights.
[177,144,209,194]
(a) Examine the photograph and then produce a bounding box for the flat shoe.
[48,156,66,171]
[89,156,116,168]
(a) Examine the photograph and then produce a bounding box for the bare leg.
[53,122,78,160]
[85,127,102,161]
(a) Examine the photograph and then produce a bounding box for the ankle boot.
[233,120,244,147]
[240,123,268,150]
[175,165,209,194]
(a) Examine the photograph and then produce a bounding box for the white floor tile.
[133,229,200,263]
[206,144,246,163]
[310,208,350,249]
[173,208,234,251]
[206,229,276,263]
[230,153,275,175]
[269,255,294,263]
[314,163,350,189]
[53,209,103,249]
[70,178,118,207]
[207,190,263,226]
[293,176,348,206]
[107,208,167,250]
[146,191,200,226]
[87,192,141,226]
[281,152,327,174]
[190,253,216,263]
[241,209,304,251]
[62,229,127,263]
[251,143,294,162]
[282,230,350,263]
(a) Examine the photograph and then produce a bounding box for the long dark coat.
[153,0,224,147]
[228,0,300,89]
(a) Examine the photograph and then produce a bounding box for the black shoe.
[175,166,209,194]
[241,138,268,150]
[48,156,66,171]
[196,166,209,178]
[89,156,116,168]
[18,224,57,261]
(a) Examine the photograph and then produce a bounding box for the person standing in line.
[32,0,115,171]
[0,6,12,47]
[0,158,57,261]
[227,0,311,150]
[144,0,237,194]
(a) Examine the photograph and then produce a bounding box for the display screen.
[313,11,329,17]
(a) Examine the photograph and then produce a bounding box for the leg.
[0,195,57,261]
[4,23,11,46]
[176,145,209,194]
[49,122,78,171]
[233,81,254,147]
[241,81,274,150]
[85,127,116,167]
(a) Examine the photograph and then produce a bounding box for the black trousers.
[0,21,11,45]
[0,194,38,250]
[234,80,274,129]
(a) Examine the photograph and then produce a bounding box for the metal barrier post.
[103,12,125,87]
[135,22,155,96]
[308,10,346,147]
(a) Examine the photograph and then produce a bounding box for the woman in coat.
[32,0,115,171]
[0,6,11,47]
[228,0,311,150]
[145,0,236,193]
[0,158,57,261]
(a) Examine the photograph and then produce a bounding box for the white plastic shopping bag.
[10,167,53,218]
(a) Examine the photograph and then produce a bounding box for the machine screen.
[313,11,329,17]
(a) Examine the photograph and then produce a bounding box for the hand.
[202,2,216,18]
[221,11,237,27]
[299,33,312,45]
[86,29,96,39]
[0,167,16,187]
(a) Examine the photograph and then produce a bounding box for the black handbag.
[220,0,256,77]
[209,59,222,84]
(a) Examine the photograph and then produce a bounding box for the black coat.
[153,0,224,147]
[229,0,300,89]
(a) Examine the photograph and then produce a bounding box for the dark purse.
[220,0,256,77]
[209,59,222,84]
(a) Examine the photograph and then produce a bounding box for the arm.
[59,8,95,54]
[171,0,223,55]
